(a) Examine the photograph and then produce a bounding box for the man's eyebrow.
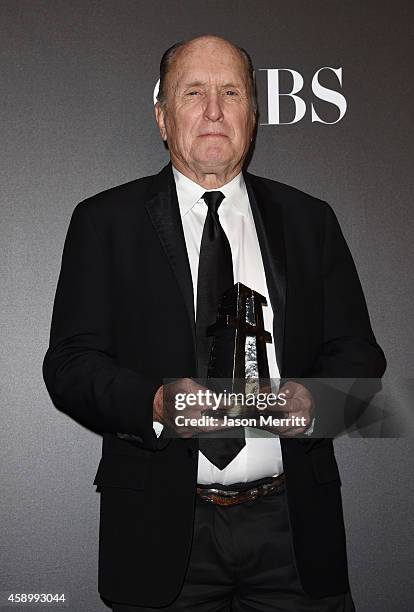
[221,82,243,88]
[179,81,244,90]
[181,80,206,89]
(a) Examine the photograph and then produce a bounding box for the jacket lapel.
[145,164,196,349]
[244,172,287,375]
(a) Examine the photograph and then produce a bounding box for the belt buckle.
[198,484,261,506]
[197,474,284,506]
[198,487,239,505]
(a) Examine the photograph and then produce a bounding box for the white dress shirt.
[154,166,284,485]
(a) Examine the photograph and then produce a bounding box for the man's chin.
[192,155,234,176]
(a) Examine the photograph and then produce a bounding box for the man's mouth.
[198,133,228,138]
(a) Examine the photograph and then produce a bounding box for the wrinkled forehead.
[167,40,249,91]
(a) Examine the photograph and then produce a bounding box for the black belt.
[196,473,285,506]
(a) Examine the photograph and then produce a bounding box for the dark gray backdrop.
[1,1,413,611]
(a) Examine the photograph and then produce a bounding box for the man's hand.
[153,378,314,439]
[153,378,229,438]
[259,381,315,437]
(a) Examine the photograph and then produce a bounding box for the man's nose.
[203,93,224,121]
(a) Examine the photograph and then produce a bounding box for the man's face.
[155,38,256,185]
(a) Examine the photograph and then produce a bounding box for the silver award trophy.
[205,282,272,417]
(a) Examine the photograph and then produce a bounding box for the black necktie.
[196,191,246,469]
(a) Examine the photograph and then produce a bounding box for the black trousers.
[112,485,355,611]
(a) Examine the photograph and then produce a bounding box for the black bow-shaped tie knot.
[203,190,225,214]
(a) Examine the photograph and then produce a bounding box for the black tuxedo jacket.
[43,164,386,607]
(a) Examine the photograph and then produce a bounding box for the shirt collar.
[172,165,248,217]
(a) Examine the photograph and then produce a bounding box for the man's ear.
[251,109,257,137]
[249,108,258,144]
[155,102,167,141]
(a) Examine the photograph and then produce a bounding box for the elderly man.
[43,36,386,611]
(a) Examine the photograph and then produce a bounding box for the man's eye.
[187,91,200,96]
[225,90,238,96]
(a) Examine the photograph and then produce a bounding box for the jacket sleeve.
[299,204,386,438]
[42,202,161,449]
